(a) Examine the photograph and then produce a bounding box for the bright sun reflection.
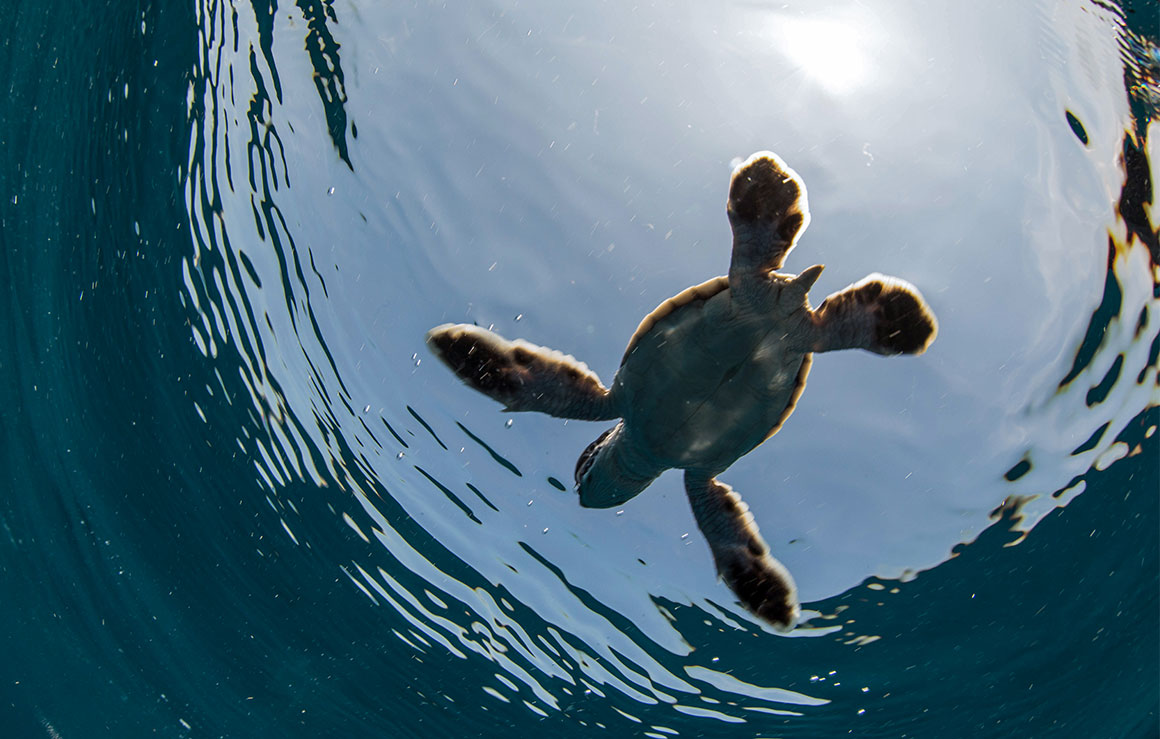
[768,17,873,95]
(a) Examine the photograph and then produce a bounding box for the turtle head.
[727,152,812,274]
[574,426,615,492]
[575,424,660,509]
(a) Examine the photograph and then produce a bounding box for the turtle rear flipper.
[426,323,619,420]
[810,274,938,356]
[684,473,800,631]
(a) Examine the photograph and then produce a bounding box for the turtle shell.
[620,276,730,364]
[613,275,813,469]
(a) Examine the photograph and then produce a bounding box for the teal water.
[2,0,1158,737]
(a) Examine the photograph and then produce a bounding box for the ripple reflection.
[178,0,1157,732]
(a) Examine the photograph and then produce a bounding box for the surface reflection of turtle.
[427,152,938,631]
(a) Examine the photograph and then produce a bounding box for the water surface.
[2,0,1157,736]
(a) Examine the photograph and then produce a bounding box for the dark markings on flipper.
[868,281,938,354]
[712,480,797,628]
[425,324,523,399]
[685,475,799,631]
[426,323,614,419]
[726,152,811,275]
[813,274,938,356]
[728,154,806,228]
[723,547,797,628]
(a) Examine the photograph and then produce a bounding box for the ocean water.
[2,0,1157,736]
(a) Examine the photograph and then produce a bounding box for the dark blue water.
[2,0,1158,736]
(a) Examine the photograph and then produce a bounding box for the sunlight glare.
[770,17,873,95]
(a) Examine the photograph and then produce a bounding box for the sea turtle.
[426,151,938,631]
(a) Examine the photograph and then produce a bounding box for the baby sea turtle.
[427,152,937,631]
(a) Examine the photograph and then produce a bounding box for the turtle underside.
[426,151,939,632]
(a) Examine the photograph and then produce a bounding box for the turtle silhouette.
[427,151,938,630]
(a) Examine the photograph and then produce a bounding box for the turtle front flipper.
[684,472,800,631]
[810,274,938,355]
[427,323,619,420]
[726,152,811,301]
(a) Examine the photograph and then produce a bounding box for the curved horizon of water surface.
[2,0,1157,735]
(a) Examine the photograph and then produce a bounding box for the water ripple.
[174,0,1158,732]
